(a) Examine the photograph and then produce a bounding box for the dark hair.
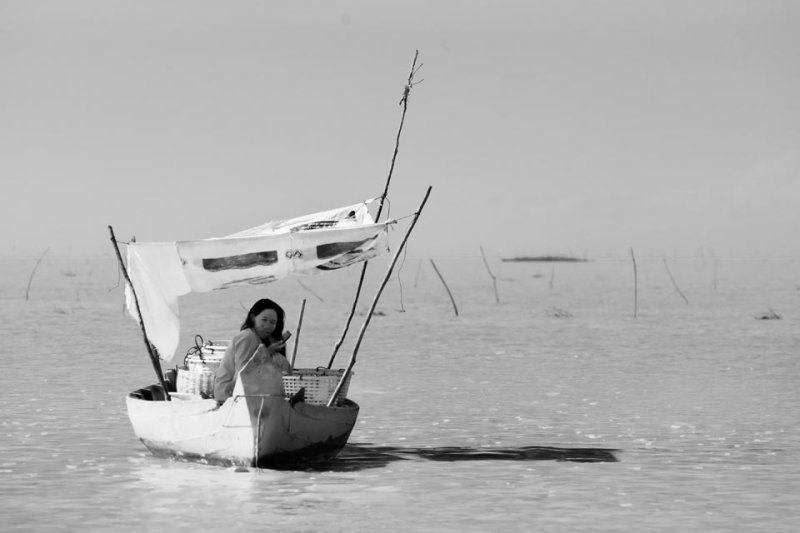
[241,298,285,344]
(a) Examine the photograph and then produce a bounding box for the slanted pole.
[290,299,306,369]
[108,226,170,399]
[25,246,50,301]
[663,258,689,305]
[327,186,432,406]
[430,259,459,317]
[480,245,500,304]
[630,247,638,319]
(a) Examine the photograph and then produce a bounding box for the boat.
[111,190,431,469]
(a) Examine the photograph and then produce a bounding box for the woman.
[213,298,292,403]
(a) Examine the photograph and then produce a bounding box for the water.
[1,252,798,532]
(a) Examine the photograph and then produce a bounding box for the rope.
[183,335,206,367]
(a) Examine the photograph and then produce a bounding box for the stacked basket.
[176,341,227,397]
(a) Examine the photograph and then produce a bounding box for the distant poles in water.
[663,258,690,305]
[630,247,638,318]
[25,246,50,301]
[429,258,459,317]
[479,246,500,304]
[711,252,718,291]
[628,251,691,317]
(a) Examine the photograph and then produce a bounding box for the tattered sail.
[124,199,390,361]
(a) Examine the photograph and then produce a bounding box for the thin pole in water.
[663,258,690,305]
[430,258,459,317]
[630,247,638,319]
[327,186,432,406]
[25,246,50,301]
[413,258,423,287]
[108,226,170,399]
[480,245,500,304]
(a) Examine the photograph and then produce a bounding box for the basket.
[175,339,353,405]
[176,341,228,396]
[282,368,352,406]
[176,366,215,396]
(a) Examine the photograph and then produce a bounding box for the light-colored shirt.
[213,328,291,403]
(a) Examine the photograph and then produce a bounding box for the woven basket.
[176,340,353,405]
[283,368,352,406]
[176,366,215,396]
[176,342,227,396]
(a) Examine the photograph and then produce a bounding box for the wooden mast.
[327,186,432,406]
[327,50,423,369]
[108,226,170,399]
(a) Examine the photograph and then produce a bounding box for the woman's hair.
[241,298,285,341]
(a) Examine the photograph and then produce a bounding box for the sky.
[1,0,798,259]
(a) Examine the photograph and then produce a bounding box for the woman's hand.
[265,340,286,355]
[265,332,291,355]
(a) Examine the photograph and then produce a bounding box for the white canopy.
[124,199,390,361]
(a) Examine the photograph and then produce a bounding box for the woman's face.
[252,309,279,340]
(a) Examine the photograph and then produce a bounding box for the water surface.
[1,253,798,531]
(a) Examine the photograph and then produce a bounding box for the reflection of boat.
[111,191,430,469]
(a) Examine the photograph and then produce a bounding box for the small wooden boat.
[111,190,430,469]
[126,373,360,469]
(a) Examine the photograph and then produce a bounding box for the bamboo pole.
[413,258,422,287]
[327,50,423,369]
[397,264,406,312]
[430,258,459,317]
[710,250,718,291]
[290,299,306,369]
[713,259,718,291]
[663,258,690,304]
[630,247,638,318]
[327,186,432,406]
[480,245,500,304]
[25,247,50,301]
[108,226,170,399]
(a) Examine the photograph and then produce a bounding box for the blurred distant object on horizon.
[755,308,782,320]
[502,255,589,263]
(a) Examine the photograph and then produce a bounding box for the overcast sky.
[2,1,798,258]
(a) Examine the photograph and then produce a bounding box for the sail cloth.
[124,199,390,361]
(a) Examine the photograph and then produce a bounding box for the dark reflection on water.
[274,443,619,472]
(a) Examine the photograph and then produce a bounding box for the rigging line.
[381,196,391,223]
[109,261,122,293]
[390,211,419,223]
[108,239,131,292]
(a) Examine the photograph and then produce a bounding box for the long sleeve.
[213,328,262,403]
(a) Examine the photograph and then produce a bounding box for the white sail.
[124,200,390,361]
[224,199,378,238]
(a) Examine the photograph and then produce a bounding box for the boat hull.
[126,385,359,468]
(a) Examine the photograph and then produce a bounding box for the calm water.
[1,252,798,532]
